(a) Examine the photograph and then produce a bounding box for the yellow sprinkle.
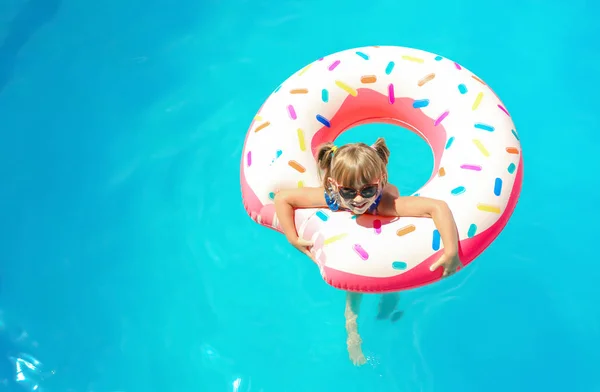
[254,115,263,121]
[402,55,424,63]
[477,203,501,214]
[324,233,348,245]
[298,181,304,188]
[297,128,306,151]
[472,92,483,110]
[298,64,312,76]
[335,80,358,97]
[472,139,490,157]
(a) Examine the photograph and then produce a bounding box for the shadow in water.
[0,0,61,94]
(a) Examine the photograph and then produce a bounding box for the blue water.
[1,0,599,391]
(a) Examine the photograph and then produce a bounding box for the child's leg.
[376,292,400,319]
[345,291,367,366]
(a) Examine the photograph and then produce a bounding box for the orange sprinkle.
[372,45,380,48]
[290,88,308,94]
[418,73,435,86]
[254,121,270,132]
[288,160,306,173]
[360,75,377,83]
[396,224,416,236]
[438,167,446,177]
[506,147,520,154]
[471,75,486,85]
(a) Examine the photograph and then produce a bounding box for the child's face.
[330,178,381,215]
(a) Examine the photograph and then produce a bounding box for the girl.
[274,137,461,366]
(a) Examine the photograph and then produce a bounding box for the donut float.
[240,46,523,293]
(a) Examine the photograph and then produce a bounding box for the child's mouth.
[351,201,368,209]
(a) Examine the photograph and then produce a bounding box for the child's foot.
[347,342,367,366]
[376,293,400,320]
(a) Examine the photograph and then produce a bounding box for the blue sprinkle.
[351,215,357,220]
[511,129,520,140]
[494,178,503,196]
[356,51,369,60]
[507,163,516,174]
[316,114,331,127]
[432,230,441,251]
[458,84,468,94]
[467,224,477,238]
[321,89,329,103]
[445,137,455,149]
[269,192,275,200]
[274,85,281,93]
[316,211,329,221]
[385,61,395,75]
[392,261,407,270]
[451,186,466,195]
[413,99,430,109]
[474,123,495,132]
[434,55,443,61]
[276,150,282,158]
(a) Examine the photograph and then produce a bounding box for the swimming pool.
[0,0,599,391]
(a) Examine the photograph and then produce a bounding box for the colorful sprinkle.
[353,244,369,260]
[474,123,495,132]
[477,203,501,214]
[506,147,520,154]
[290,88,308,94]
[454,62,462,70]
[432,230,441,251]
[254,121,270,132]
[413,99,430,109]
[507,163,516,174]
[451,186,466,195]
[360,75,377,83]
[287,104,297,120]
[316,114,331,127]
[297,181,304,188]
[396,224,416,236]
[392,261,407,270]
[467,224,477,238]
[434,111,449,126]
[511,129,519,140]
[438,167,446,177]
[288,160,306,173]
[247,151,252,166]
[269,192,275,200]
[335,80,358,96]
[385,61,395,75]
[356,51,369,60]
[402,55,424,63]
[321,89,329,103]
[298,64,311,76]
[494,178,502,196]
[498,104,510,116]
[418,73,435,86]
[471,75,485,85]
[254,115,263,121]
[272,149,283,163]
[434,55,443,61]
[445,137,455,149]
[297,129,306,151]
[388,83,395,104]
[373,219,382,235]
[328,60,340,71]
[461,164,482,171]
[473,139,490,157]
[324,233,347,245]
[472,92,483,110]
[458,84,468,94]
[316,211,329,221]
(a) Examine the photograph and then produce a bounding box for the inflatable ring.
[240,46,523,292]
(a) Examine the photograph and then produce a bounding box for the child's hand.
[291,237,315,262]
[430,251,462,277]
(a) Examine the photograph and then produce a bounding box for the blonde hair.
[316,137,391,189]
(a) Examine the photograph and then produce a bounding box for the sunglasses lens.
[339,188,357,200]
[361,185,378,198]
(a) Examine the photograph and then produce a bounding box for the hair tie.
[331,145,338,154]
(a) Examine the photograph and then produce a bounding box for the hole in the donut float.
[334,122,433,196]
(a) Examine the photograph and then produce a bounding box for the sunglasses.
[337,183,379,200]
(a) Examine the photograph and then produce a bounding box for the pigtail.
[372,137,390,165]
[316,142,336,187]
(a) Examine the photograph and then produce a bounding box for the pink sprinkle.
[247,151,252,166]
[388,83,395,104]
[374,219,382,235]
[454,62,462,70]
[353,244,369,260]
[328,60,340,71]
[498,104,510,116]
[287,104,297,120]
[460,164,481,171]
[434,111,449,126]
